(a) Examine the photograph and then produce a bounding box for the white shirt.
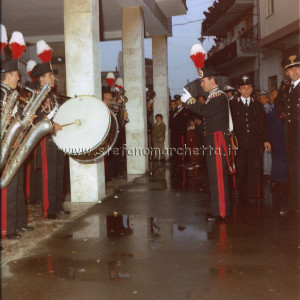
[291,78,300,88]
[240,96,251,106]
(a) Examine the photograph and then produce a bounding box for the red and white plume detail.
[9,31,26,59]
[190,43,206,69]
[1,24,7,53]
[106,72,115,87]
[37,40,52,62]
[27,60,37,76]
[115,77,124,89]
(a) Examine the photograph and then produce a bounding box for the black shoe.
[206,214,221,222]
[17,226,34,232]
[56,209,70,215]
[47,214,58,219]
[6,233,21,239]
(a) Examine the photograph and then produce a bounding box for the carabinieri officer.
[181,68,233,222]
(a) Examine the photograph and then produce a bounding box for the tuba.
[0,83,54,188]
[110,87,129,126]
[0,88,19,140]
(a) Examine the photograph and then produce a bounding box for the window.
[268,75,277,91]
[266,0,274,17]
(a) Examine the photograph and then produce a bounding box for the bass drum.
[52,95,119,164]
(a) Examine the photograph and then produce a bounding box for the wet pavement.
[1,161,299,300]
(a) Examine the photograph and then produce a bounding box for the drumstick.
[61,119,81,127]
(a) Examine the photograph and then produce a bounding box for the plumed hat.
[1,27,26,73]
[30,40,53,78]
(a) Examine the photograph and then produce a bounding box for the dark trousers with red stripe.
[173,132,186,161]
[39,136,64,217]
[203,133,230,217]
[236,147,261,199]
[1,166,27,237]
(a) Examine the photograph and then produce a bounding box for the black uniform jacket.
[34,86,58,124]
[230,97,269,148]
[188,86,229,135]
[275,81,300,151]
[1,82,23,119]
[172,105,188,135]
[169,108,177,131]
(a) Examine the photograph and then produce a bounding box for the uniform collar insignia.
[209,85,220,94]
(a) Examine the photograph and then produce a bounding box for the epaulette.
[210,91,222,98]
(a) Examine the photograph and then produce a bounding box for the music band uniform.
[1,83,27,238]
[30,61,66,219]
[1,32,32,238]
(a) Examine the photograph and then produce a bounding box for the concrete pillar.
[122,7,148,174]
[64,0,105,202]
[152,35,169,153]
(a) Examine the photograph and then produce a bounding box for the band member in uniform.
[274,53,300,215]
[230,75,271,203]
[1,28,34,239]
[173,94,188,161]
[181,68,232,221]
[30,40,69,219]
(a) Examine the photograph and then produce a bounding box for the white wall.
[259,0,299,38]
[259,50,284,91]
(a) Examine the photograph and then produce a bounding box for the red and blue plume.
[106,72,115,87]
[0,24,7,53]
[37,40,52,62]
[9,31,26,59]
[190,43,206,69]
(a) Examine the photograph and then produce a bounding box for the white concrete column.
[122,7,148,174]
[64,0,105,202]
[152,35,169,153]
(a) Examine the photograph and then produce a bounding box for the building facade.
[201,0,299,91]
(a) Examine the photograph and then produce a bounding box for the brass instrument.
[17,82,36,105]
[110,87,129,126]
[1,117,54,188]
[0,84,53,187]
[1,87,19,140]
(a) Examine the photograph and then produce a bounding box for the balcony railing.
[205,38,257,72]
[205,41,238,68]
[202,0,254,36]
[202,0,235,35]
[240,24,259,50]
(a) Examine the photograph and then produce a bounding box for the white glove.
[181,88,192,103]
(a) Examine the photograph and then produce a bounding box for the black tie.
[290,83,295,93]
[245,99,248,107]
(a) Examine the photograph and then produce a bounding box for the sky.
[100,0,215,98]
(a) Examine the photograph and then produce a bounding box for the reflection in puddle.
[106,215,133,238]
[108,260,131,280]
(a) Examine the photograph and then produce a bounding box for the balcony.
[155,0,187,17]
[205,39,257,74]
[202,0,254,37]
[240,24,259,50]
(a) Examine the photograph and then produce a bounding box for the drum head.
[53,96,111,155]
